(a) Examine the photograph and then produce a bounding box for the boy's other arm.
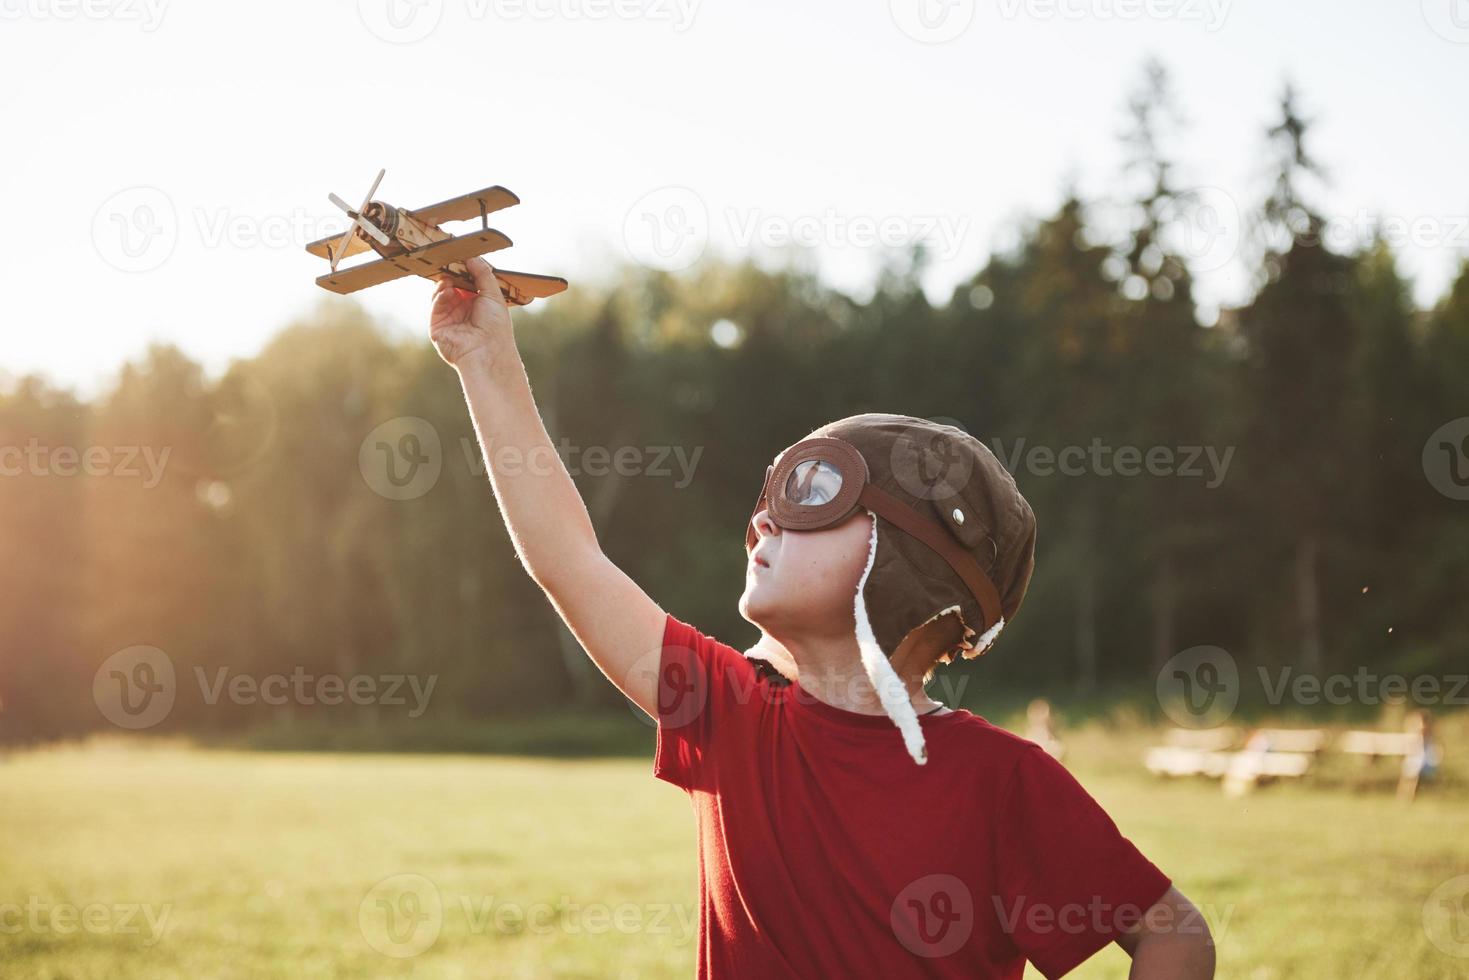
[1117,885,1216,979]
[429,257,666,720]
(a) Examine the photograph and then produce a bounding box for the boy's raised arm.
[429,257,666,719]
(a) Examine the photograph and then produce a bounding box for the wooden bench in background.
[1338,730,1418,761]
[1144,727,1324,794]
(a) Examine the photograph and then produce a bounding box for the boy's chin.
[739,582,812,634]
[737,586,761,625]
[741,570,858,629]
[738,581,779,627]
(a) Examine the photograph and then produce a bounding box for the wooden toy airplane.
[305,169,568,306]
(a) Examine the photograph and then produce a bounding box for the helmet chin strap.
[853,512,930,766]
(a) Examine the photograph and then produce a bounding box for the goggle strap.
[856,482,1004,632]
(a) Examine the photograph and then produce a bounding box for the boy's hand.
[429,257,512,369]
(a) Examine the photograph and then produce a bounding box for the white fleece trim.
[853,512,929,766]
[916,604,962,629]
[972,616,1006,656]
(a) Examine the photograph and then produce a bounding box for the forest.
[3,66,1466,741]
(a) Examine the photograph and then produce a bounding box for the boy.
[430,257,1216,978]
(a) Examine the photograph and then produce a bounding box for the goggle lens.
[785,459,843,507]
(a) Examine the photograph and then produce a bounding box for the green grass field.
[3,722,1466,979]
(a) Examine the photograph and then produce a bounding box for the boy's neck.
[754,633,946,717]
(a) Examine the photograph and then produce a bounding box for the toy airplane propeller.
[305,169,568,306]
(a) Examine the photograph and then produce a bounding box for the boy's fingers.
[463,256,501,297]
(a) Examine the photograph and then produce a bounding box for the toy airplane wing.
[482,269,569,306]
[304,228,371,261]
[408,185,521,227]
[315,229,512,295]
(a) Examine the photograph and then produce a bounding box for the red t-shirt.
[653,614,1171,979]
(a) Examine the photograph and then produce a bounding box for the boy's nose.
[751,507,779,540]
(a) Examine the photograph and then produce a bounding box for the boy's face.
[739,505,875,643]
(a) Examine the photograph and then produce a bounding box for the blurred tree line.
[3,66,1467,741]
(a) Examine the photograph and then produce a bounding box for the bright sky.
[3,0,1466,392]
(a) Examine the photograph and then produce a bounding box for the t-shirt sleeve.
[992,745,1172,979]
[652,613,756,792]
